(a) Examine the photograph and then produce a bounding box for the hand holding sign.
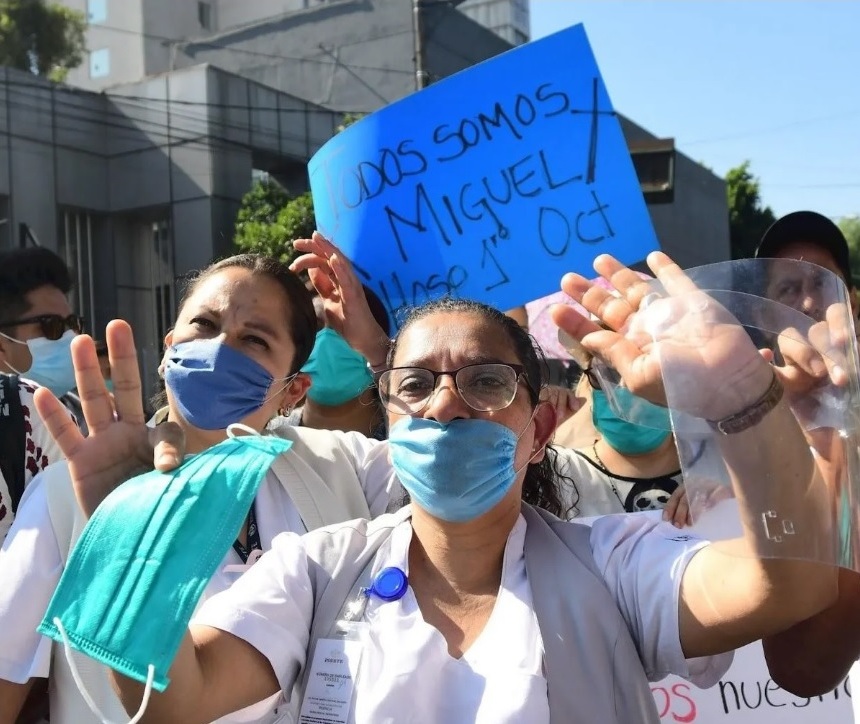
[308,24,658,330]
[291,232,391,368]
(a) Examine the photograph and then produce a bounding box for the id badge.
[298,623,365,724]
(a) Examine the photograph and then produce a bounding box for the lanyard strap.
[232,503,261,564]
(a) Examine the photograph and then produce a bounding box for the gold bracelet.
[708,373,784,435]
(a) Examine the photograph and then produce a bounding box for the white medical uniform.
[194,509,731,723]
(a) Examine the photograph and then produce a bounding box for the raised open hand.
[33,320,185,517]
[551,251,774,423]
[290,231,389,366]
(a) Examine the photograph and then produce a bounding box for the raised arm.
[110,626,278,724]
[761,568,860,696]
[290,232,390,369]
[553,252,839,659]
[32,320,186,517]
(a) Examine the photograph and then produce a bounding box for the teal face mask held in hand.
[38,428,292,704]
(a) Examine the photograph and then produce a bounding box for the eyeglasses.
[0,314,84,340]
[583,364,622,391]
[375,363,529,414]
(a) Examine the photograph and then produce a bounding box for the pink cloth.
[525,274,650,361]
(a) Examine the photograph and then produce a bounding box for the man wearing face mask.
[0,246,83,542]
[288,284,391,440]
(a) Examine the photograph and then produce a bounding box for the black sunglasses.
[0,314,84,340]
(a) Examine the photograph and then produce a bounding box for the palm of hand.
[628,294,767,421]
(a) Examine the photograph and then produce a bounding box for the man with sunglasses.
[0,246,83,543]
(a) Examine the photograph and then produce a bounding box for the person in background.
[743,212,860,707]
[754,210,858,325]
[289,284,390,440]
[547,276,689,525]
[555,356,688,524]
[0,246,82,541]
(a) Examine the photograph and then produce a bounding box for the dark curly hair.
[387,297,578,518]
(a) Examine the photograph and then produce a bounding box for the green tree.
[234,180,315,265]
[725,161,776,260]
[0,1,86,82]
[838,215,860,283]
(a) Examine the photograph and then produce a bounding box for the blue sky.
[530,0,860,220]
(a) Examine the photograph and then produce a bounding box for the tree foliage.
[838,215,860,283]
[0,1,86,82]
[725,161,776,260]
[233,114,363,262]
[234,180,314,265]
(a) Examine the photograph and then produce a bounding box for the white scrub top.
[194,510,731,723]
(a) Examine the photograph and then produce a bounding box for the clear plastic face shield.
[562,258,860,570]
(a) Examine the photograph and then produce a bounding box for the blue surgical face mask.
[38,430,292,708]
[302,328,373,406]
[592,388,671,455]
[164,338,290,430]
[0,329,77,396]
[388,416,536,523]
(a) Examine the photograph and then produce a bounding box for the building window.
[0,196,8,249]
[87,0,107,24]
[630,140,676,205]
[198,1,212,30]
[89,48,110,78]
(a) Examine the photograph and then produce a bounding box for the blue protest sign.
[308,23,658,329]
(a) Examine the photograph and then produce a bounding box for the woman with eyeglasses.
[25,242,841,723]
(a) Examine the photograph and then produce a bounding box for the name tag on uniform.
[299,637,363,724]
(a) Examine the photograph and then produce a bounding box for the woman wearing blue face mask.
[0,251,401,724]
[28,247,843,724]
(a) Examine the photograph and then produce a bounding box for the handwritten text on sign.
[308,23,658,328]
[652,642,852,723]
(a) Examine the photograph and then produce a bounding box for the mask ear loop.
[53,617,155,724]
[261,371,299,407]
[0,331,26,376]
[227,422,263,439]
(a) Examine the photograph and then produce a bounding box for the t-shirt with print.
[0,377,73,541]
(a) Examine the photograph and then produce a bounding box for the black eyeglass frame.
[0,314,85,340]
[374,362,535,414]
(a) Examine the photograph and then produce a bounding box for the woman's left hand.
[550,251,773,423]
[290,232,390,367]
[663,485,691,528]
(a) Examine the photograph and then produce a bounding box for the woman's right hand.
[290,231,390,367]
[33,320,185,518]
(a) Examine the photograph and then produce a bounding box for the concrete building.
[0,65,342,396]
[59,0,521,92]
[170,0,510,113]
[459,0,530,46]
